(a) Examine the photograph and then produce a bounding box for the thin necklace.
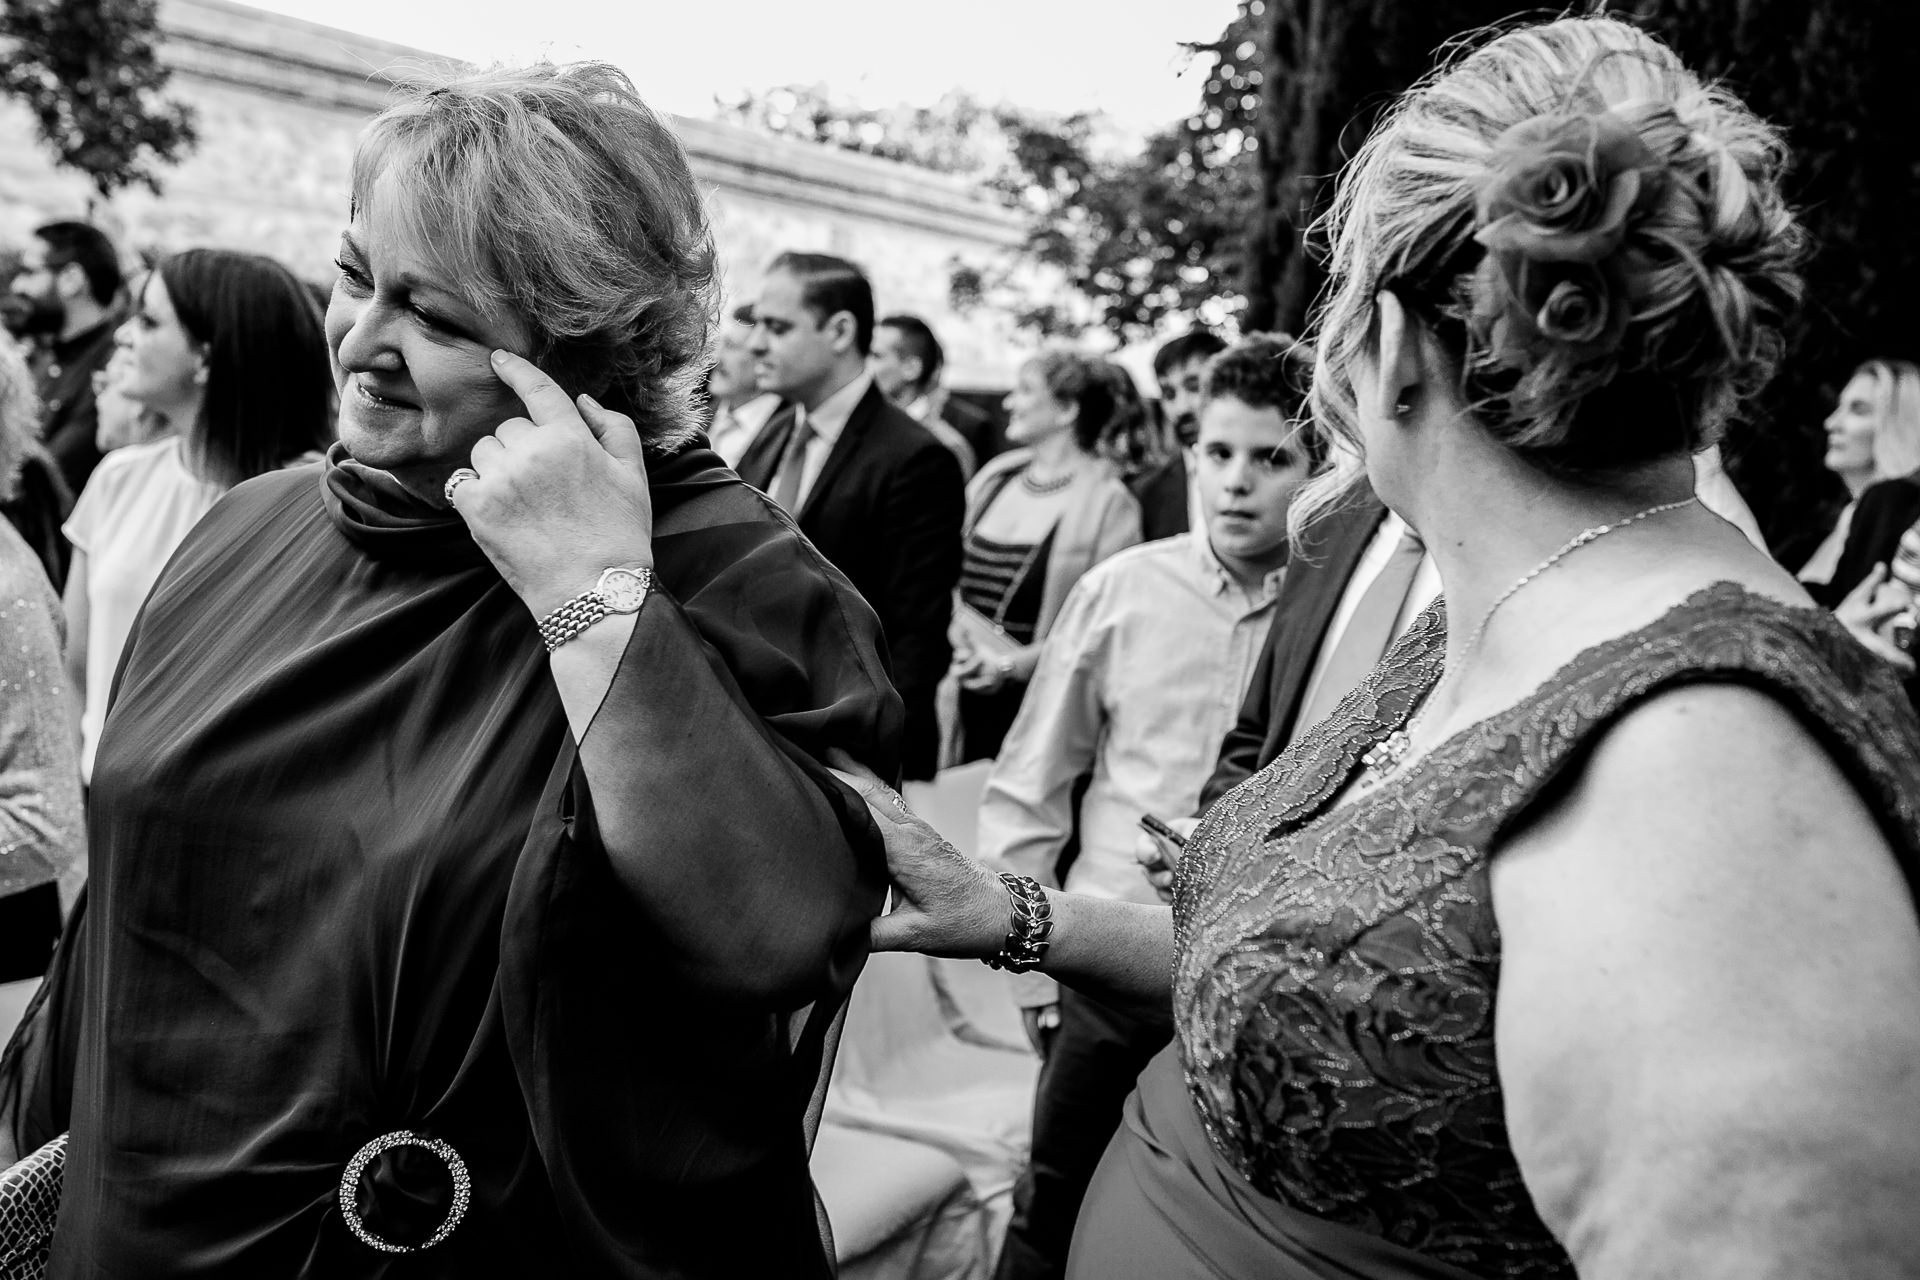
[1361,496,1698,777]
[1020,468,1076,496]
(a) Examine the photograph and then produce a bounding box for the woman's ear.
[1372,290,1424,421]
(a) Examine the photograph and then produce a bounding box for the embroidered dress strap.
[1423,582,1920,885]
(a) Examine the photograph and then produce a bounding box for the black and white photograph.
[0,0,1916,1275]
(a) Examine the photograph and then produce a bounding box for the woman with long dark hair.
[63,249,333,780]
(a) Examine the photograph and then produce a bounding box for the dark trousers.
[993,988,1170,1280]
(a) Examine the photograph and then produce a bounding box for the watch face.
[596,567,651,612]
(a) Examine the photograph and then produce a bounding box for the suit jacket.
[1130,451,1191,542]
[739,383,966,779]
[1197,493,1389,811]
[1811,475,1920,608]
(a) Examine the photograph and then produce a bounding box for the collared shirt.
[784,370,872,510]
[978,532,1284,913]
[708,392,780,469]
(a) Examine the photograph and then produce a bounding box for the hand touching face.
[325,172,533,500]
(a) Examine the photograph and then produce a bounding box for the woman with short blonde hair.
[2,62,895,1277]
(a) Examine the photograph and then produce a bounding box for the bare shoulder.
[1495,678,1918,973]
[1489,678,1920,1275]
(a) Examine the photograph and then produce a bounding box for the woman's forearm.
[549,593,879,1005]
[1036,892,1174,1024]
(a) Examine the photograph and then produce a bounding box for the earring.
[1393,395,1413,417]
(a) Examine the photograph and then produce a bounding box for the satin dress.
[3,441,902,1277]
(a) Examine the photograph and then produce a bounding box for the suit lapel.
[735,402,796,491]
[796,384,882,523]
[1267,494,1389,746]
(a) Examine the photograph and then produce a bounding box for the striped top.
[960,529,1054,646]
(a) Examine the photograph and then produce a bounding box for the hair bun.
[1466,110,1669,407]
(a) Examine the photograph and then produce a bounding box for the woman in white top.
[64,249,333,779]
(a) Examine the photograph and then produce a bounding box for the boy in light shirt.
[979,334,1321,1280]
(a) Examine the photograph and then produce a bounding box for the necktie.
[769,411,814,512]
[1293,527,1427,742]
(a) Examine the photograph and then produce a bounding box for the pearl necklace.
[1020,468,1076,496]
[1361,496,1699,777]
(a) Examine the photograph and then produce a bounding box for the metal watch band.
[536,594,613,652]
[536,566,654,653]
[984,872,1054,973]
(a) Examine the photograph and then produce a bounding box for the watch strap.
[537,567,653,652]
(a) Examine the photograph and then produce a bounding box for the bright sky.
[243,0,1243,136]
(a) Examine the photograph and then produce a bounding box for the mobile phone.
[1138,813,1188,849]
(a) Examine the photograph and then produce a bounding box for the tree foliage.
[715,17,1266,341]
[718,2,1919,549]
[714,84,1005,176]
[1,0,197,198]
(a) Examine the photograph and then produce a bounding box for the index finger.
[490,350,584,427]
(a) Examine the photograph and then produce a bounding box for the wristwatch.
[536,565,655,652]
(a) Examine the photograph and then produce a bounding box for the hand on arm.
[1491,684,1920,1278]
[451,352,878,1003]
[831,760,1174,1025]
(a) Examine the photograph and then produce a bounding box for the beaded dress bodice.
[1172,583,1920,1277]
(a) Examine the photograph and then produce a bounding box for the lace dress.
[1069,583,1920,1279]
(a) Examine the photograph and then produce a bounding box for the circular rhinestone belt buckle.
[338,1130,471,1253]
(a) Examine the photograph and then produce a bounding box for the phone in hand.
[1138,813,1188,849]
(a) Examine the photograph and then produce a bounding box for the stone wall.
[0,0,1031,387]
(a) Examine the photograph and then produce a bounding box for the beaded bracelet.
[984,872,1053,973]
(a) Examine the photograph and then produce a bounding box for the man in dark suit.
[739,253,965,781]
[1129,329,1227,541]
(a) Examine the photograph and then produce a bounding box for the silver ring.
[338,1130,471,1253]
[442,467,479,505]
[881,785,911,817]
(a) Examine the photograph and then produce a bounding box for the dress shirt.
[978,533,1284,916]
[780,371,871,510]
[708,392,780,469]
[1294,512,1442,728]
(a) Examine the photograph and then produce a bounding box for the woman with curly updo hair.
[0,64,896,1276]
[835,16,1920,1279]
